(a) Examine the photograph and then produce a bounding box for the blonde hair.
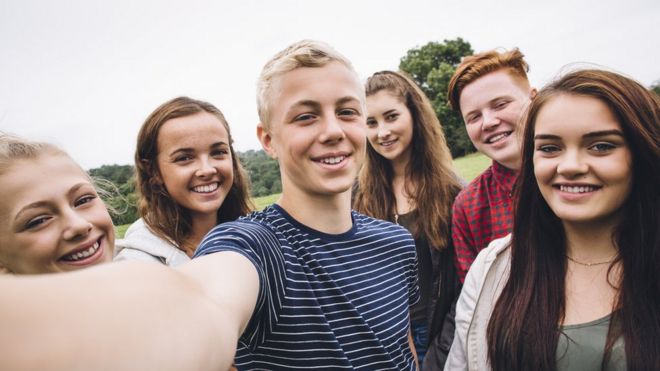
[256,39,362,128]
[0,133,68,175]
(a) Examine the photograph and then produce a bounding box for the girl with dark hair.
[115,97,253,266]
[446,69,660,370]
[353,70,463,369]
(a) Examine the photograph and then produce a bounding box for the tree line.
[90,38,660,226]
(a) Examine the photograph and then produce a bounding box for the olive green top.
[557,314,626,371]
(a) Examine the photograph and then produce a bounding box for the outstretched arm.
[0,251,258,371]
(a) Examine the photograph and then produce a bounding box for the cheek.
[533,156,555,183]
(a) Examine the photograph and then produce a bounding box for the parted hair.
[256,39,364,129]
[353,71,462,250]
[487,69,660,371]
[135,97,253,252]
[448,48,530,114]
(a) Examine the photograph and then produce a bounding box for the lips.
[60,237,102,262]
[379,139,397,147]
[191,182,219,193]
[485,131,512,144]
[313,152,350,165]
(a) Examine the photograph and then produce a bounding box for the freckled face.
[533,94,632,229]
[0,155,114,274]
[156,112,234,221]
[366,90,414,166]
[459,70,534,169]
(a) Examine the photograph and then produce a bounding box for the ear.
[257,123,277,159]
[530,87,538,99]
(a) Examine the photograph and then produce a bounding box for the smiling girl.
[446,69,660,370]
[115,97,253,266]
[0,134,115,273]
[353,71,463,369]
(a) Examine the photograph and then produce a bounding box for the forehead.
[459,69,529,110]
[535,94,621,133]
[0,155,90,216]
[367,89,404,106]
[158,112,229,149]
[268,62,364,121]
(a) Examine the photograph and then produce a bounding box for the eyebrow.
[286,96,362,117]
[168,142,229,157]
[14,182,90,222]
[534,129,625,141]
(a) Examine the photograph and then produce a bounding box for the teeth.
[380,140,395,147]
[560,185,596,193]
[488,132,510,143]
[64,241,100,262]
[319,156,345,165]
[192,183,219,193]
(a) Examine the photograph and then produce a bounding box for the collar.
[491,160,518,195]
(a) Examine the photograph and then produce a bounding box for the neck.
[563,220,618,263]
[277,187,353,234]
[185,212,218,256]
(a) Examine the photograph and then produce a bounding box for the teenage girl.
[353,71,463,368]
[0,133,114,273]
[115,97,253,266]
[446,69,660,370]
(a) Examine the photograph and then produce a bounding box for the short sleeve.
[194,221,287,350]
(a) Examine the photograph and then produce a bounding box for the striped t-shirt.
[194,204,420,370]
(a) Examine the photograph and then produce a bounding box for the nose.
[556,149,588,178]
[62,209,92,241]
[319,115,346,143]
[482,111,500,131]
[377,124,391,139]
[195,156,218,178]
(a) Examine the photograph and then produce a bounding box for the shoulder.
[352,211,413,240]
[470,234,512,274]
[453,164,495,206]
[114,219,188,266]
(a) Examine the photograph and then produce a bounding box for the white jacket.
[444,234,512,371]
[114,218,191,267]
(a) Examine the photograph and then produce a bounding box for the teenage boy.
[447,49,536,283]
[0,40,419,370]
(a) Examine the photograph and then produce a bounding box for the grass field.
[115,152,489,238]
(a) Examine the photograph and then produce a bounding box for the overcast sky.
[1,0,658,169]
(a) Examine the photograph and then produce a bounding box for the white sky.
[1,0,658,169]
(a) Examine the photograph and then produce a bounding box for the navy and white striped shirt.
[194,204,419,370]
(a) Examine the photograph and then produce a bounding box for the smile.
[192,182,219,193]
[318,155,346,165]
[486,131,511,144]
[557,185,600,193]
[61,239,101,262]
[379,139,397,147]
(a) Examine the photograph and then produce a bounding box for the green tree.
[399,38,475,157]
[652,80,660,96]
[238,149,281,197]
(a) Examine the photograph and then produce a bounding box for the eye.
[493,100,510,110]
[174,154,193,163]
[536,144,561,154]
[366,118,377,127]
[25,215,50,230]
[75,195,97,207]
[338,108,359,119]
[589,142,617,153]
[211,148,230,158]
[385,112,399,122]
[465,113,481,125]
[294,113,317,123]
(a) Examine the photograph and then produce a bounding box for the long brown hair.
[487,69,660,370]
[353,71,462,250]
[135,97,253,250]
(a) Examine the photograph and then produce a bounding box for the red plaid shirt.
[451,161,517,283]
